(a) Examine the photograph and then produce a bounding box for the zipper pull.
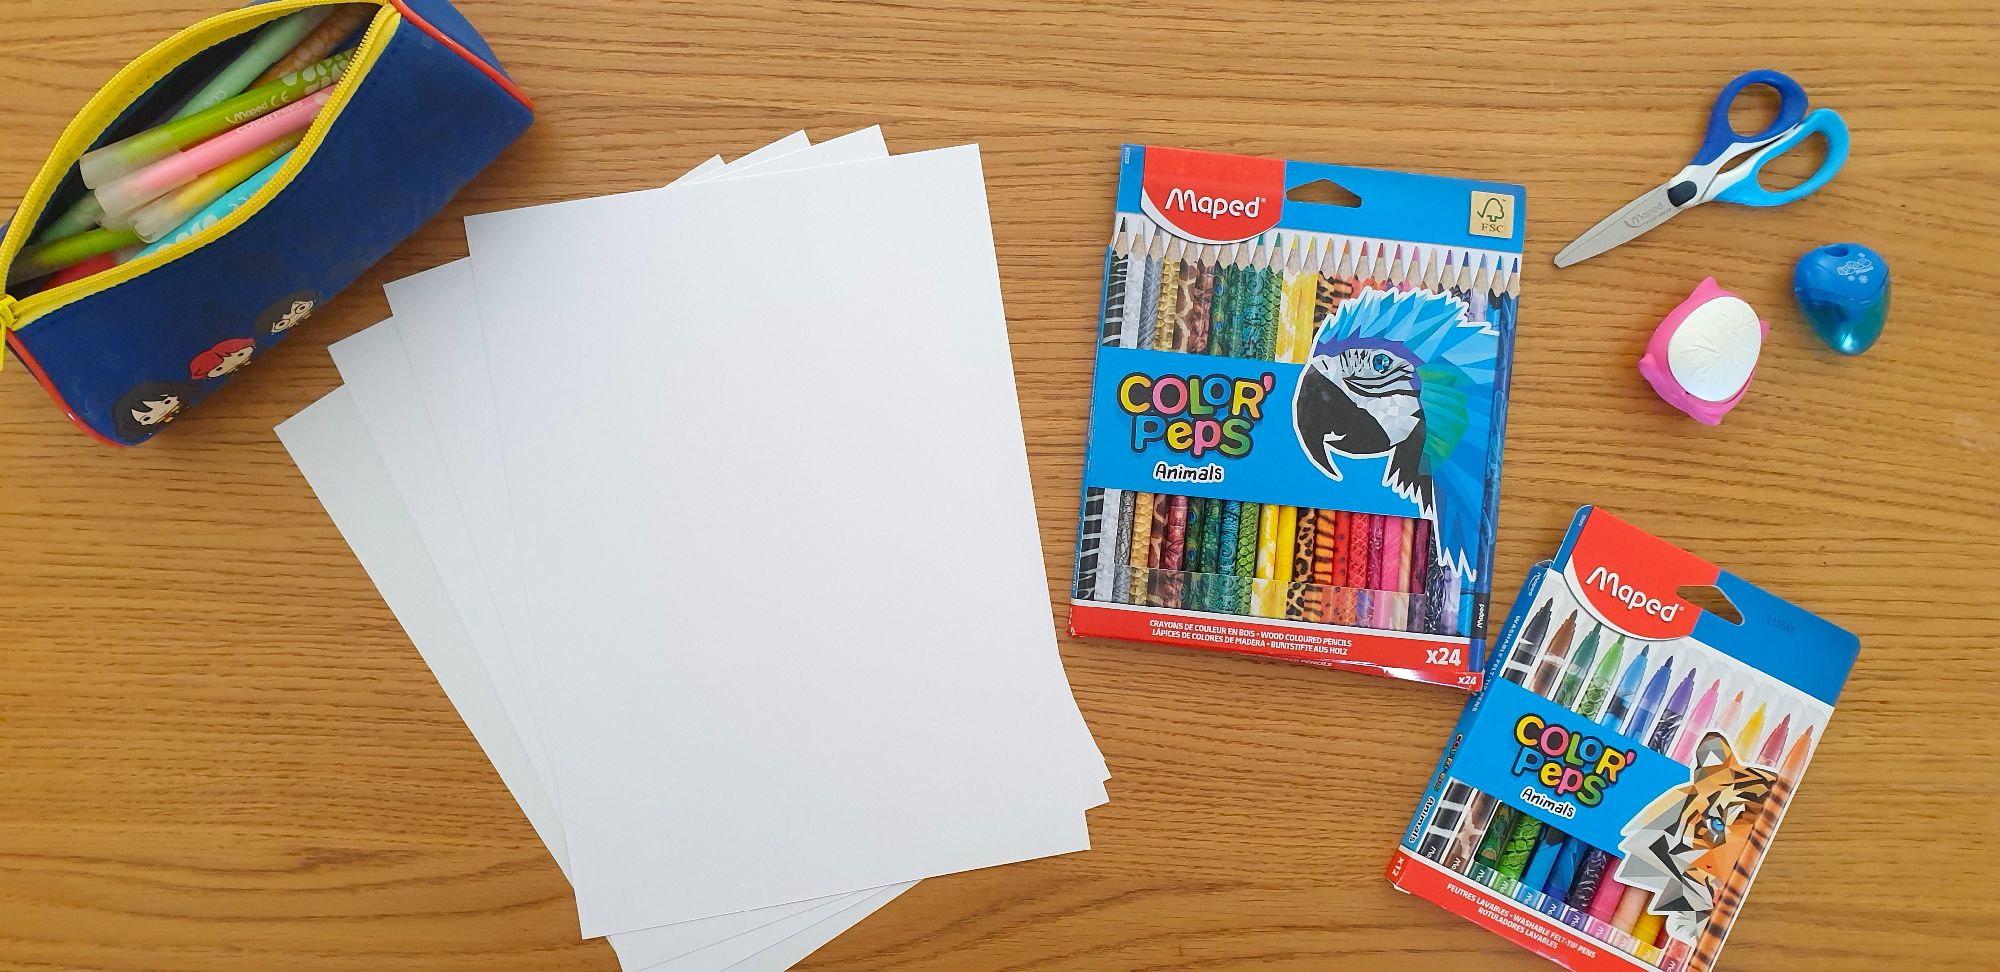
[0,294,14,372]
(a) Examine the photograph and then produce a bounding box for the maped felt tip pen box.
[1068,144,1525,689]
[1388,506,1860,972]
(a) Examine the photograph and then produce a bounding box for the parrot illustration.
[1291,287,1498,580]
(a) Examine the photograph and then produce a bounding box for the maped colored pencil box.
[1388,506,1860,972]
[0,0,533,446]
[1068,144,1525,689]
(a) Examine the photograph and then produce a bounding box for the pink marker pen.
[94,88,334,222]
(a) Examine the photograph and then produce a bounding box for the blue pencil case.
[0,0,533,446]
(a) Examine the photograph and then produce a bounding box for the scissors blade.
[1552,184,1689,268]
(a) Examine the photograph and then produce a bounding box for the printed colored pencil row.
[1415,593,1819,970]
[1074,218,1519,643]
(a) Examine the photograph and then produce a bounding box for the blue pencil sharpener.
[1793,243,1890,355]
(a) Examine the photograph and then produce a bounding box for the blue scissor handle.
[1693,69,1810,164]
[1712,108,1850,207]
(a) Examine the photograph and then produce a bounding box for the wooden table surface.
[3,1,1997,969]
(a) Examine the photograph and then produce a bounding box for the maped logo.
[1159,188,1265,221]
[1139,146,1286,244]
[1584,566,1682,624]
[1563,508,1714,640]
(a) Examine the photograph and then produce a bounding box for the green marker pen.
[79,49,352,189]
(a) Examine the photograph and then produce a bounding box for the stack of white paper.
[276,130,1108,971]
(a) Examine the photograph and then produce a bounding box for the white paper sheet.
[317,132,825,864]
[716,883,915,972]
[643,881,911,972]
[378,128,894,837]
[464,145,1103,935]
[730,132,809,168]
[713,127,883,181]
[331,314,882,967]
[350,131,935,967]
[390,126,1095,809]
[287,131,1103,961]
[277,388,910,971]
[349,131,883,843]
[276,389,559,860]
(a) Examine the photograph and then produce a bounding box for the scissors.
[1553,70,1849,268]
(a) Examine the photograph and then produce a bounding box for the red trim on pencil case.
[1386,849,1650,972]
[4,330,123,448]
[1068,601,1480,690]
[390,1,536,112]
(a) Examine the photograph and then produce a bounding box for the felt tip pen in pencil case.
[95,89,335,222]
[0,0,535,447]
[78,49,354,190]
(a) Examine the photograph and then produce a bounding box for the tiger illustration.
[1613,732,1778,943]
[1690,728,1811,972]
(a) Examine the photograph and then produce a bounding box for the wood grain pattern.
[2,1,1997,968]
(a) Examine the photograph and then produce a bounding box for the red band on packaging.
[1563,510,1716,640]
[1070,601,1481,690]
[1138,146,1286,244]
[1386,850,1651,971]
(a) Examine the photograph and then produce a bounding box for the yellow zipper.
[0,0,396,335]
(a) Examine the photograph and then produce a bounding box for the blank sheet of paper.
[464,145,1103,935]
[382,129,891,807]
[277,389,912,971]
[345,131,944,966]
[281,130,1104,962]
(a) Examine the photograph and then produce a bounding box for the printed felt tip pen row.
[1389,506,1853,972]
[1417,584,1825,969]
